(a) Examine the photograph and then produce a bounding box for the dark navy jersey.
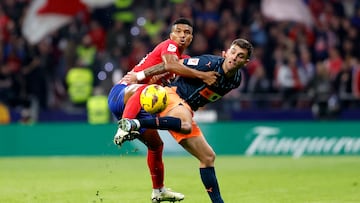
[170,54,243,111]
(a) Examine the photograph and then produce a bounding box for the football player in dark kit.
[118,38,253,203]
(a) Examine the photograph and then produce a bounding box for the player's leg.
[162,95,224,203]
[110,84,148,146]
[119,116,187,132]
[179,130,224,203]
[118,86,192,134]
[158,87,193,132]
[118,86,192,133]
[138,129,185,202]
[108,84,138,145]
[122,84,148,119]
[109,84,183,202]
[137,129,165,189]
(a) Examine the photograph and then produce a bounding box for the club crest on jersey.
[187,58,199,65]
[167,44,177,52]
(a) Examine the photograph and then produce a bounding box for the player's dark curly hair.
[172,18,193,28]
[232,38,253,59]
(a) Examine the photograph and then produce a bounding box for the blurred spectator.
[353,60,360,99]
[127,38,149,70]
[333,56,355,108]
[88,20,106,52]
[86,86,110,124]
[274,53,306,108]
[308,61,337,119]
[324,47,343,80]
[248,65,270,94]
[189,33,208,55]
[142,9,165,41]
[98,48,125,94]
[66,62,94,106]
[250,11,267,47]
[247,65,271,108]
[246,46,264,76]
[76,34,97,68]
[298,48,316,89]
[21,39,56,110]
[106,19,132,56]
[112,0,135,24]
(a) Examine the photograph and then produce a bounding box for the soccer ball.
[140,84,169,114]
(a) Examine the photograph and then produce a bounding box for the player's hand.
[122,71,138,84]
[201,71,219,86]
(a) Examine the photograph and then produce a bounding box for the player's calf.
[119,117,189,133]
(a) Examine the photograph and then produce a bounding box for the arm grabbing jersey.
[170,55,243,111]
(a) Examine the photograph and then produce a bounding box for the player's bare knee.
[201,153,216,166]
[208,152,216,163]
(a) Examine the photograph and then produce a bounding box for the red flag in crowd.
[22,0,115,44]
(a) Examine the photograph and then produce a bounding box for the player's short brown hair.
[232,39,253,59]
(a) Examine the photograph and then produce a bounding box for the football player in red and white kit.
[108,18,218,202]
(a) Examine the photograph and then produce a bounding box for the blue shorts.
[108,84,126,119]
[108,84,155,133]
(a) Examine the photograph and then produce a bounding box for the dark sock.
[138,116,181,132]
[200,167,224,203]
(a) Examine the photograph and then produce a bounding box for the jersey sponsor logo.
[187,58,199,65]
[199,88,222,102]
[167,44,177,52]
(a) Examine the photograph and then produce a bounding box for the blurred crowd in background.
[1,0,360,123]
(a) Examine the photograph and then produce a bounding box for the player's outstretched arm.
[122,63,167,84]
[162,54,219,85]
[126,54,219,85]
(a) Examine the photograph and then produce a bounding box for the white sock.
[153,187,165,193]
[133,119,140,130]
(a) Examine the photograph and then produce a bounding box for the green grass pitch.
[0,156,359,203]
